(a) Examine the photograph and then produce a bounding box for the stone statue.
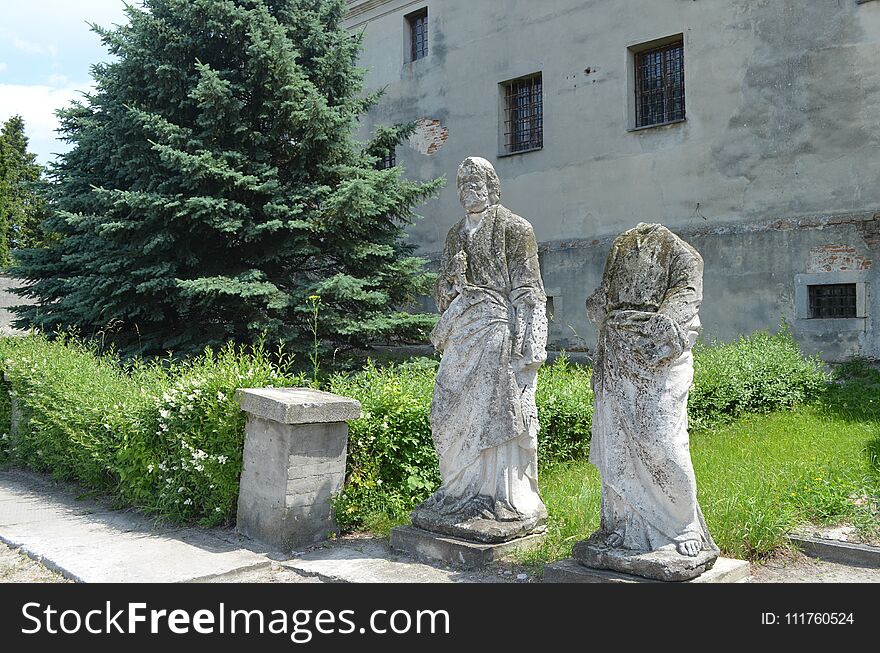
[575,222,719,581]
[410,156,548,543]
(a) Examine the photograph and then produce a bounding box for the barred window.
[634,40,685,128]
[502,73,543,154]
[809,284,857,318]
[380,150,396,169]
[407,9,428,62]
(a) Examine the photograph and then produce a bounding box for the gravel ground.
[749,549,879,583]
[0,542,71,583]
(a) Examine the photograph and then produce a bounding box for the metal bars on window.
[503,74,543,154]
[634,40,685,128]
[808,283,857,318]
[409,10,428,61]
[379,150,396,169]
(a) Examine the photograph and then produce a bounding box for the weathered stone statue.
[410,156,548,543]
[575,222,719,581]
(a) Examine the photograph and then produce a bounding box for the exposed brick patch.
[407,118,449,156]
[861,214,880,249]
[807,244,872,273]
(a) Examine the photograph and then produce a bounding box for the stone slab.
[282,538,464,583]
[788,534,880,568]
[237,387,361,425]
[0,470,272,583]
[390,525,544,569]
[544,557,751,583]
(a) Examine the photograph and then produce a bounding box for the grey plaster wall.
[0,275,32,336]
[346,0,880,359]
[535,215,879,362]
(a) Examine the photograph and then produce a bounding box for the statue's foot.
[492,500,523,522]
[677,539,702,557]
[606,531,624,548]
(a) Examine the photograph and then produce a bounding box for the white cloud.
[12,37,57,58]
[0,63,7,73]
[0,83,91,164]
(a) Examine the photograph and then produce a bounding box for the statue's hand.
[514,342,546,373]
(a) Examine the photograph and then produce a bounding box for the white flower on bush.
[0,434,7,441]
[217,391,226,402]
[159,409,170,419]
[147,464,155,473]
[215,507,222,513]
[177,486,185,493]
[183,498,192,506]
[158,462,167,471]
[217,455,228,465]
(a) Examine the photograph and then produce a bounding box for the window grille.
[634,40,685,128]
[408,10,428,61]
[808,283,857,318]
[378,150,396,169]
[503,73,543,154]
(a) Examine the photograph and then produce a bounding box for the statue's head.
[456,156,501,214]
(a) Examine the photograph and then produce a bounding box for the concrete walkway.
[0,469,516,583]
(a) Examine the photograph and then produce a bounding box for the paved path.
[1,468,877,584]
[0,469,523,583]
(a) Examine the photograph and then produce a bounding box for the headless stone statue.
[410,156,549,543]
[575,222,720,581]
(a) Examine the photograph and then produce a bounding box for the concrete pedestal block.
[390,525,545,569]
[235,388,360,552]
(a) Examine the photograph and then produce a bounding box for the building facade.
[344,0,880,360]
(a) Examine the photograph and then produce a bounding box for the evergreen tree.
[0,115,47,267]
[13,0,441,356]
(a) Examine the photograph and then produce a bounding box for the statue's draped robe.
[426,205,548,521]
[586,223,717,552]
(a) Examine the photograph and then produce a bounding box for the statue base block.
[571,537,723,582]
[390,525,544,569]
[545,556,751,583]
[410,505,546,544]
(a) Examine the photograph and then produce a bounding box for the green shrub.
[329,358,439,530]
[0,333,302,525]
[689,325,828,430]
[0,375,11,465]
[536,354,593,465]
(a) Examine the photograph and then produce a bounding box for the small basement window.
[808,283,857,318]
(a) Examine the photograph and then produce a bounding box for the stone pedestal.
[543,557,751,583]
[572,535,719,582]
[390,525,545,569]
[235,388,360,552]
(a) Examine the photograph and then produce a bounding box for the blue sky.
[0,0,130,165]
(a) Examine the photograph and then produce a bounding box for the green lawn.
[519,372,880,567]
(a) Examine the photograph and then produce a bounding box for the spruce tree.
[13,0,441,356]
[0,115,47,267]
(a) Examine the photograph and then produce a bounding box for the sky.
[0,0,131,165]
